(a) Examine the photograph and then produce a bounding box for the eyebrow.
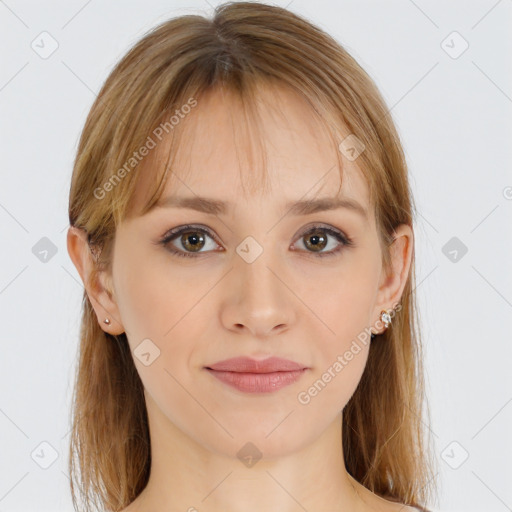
[152,195,368,219]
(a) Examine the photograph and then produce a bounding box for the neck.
[129,393,368,512]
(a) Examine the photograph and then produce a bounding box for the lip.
[206,356,307,373]
[205,356,309,394]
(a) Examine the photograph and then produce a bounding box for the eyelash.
[157,223,354,259]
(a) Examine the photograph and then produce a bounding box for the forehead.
[132,83,370,216]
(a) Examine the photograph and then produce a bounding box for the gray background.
[1,1,511,511]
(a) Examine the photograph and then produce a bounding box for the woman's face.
[98,85,411,458]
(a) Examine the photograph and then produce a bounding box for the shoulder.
[387,503,431,512]
[348,476,431,512]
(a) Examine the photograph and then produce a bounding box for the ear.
[67,226,125,335]
[371,223,414,335]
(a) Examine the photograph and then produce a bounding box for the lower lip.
[206,368,307,393]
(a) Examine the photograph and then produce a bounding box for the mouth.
[204,356,309,394]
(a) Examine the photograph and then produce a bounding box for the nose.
[219,247,296,339]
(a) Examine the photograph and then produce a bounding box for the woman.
[66,2,437,511]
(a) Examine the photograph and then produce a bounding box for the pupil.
[306,231,326,251]
[183,232,204,251]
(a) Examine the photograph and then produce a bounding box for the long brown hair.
[67,2,437,510]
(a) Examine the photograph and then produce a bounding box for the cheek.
[294,273,374,418]
[113,242,205,341]
[112,249,207,415]
[303,253,379,344]
[298,254,378,395]
[112,246,217,391]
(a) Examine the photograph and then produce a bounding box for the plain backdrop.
[1,1,511,511]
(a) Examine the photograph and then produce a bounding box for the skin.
[68,84,416,512]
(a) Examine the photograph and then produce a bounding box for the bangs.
[122,75,348,222]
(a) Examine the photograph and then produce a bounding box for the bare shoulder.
[375,497,429,512]
[361,489,429,512]
[390,505,429,512]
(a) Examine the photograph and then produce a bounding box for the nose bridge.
[235,235,282,305]
[222,231,295,336]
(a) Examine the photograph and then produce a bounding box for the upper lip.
[205,356,307,373]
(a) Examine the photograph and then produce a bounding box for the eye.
[292,224,353,258]
[158,224,220,258]
[157,223,354,259]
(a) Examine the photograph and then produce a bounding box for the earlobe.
[66,226,125,335]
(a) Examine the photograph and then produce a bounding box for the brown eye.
[303,229,328,252]
[158,223,353,260]
[294,225,352,258]
[159,225,220,258]
[179,230,206,252]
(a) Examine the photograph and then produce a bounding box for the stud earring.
[380,309,392,329]
[103,318,111,325]
[370,308,394,340]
